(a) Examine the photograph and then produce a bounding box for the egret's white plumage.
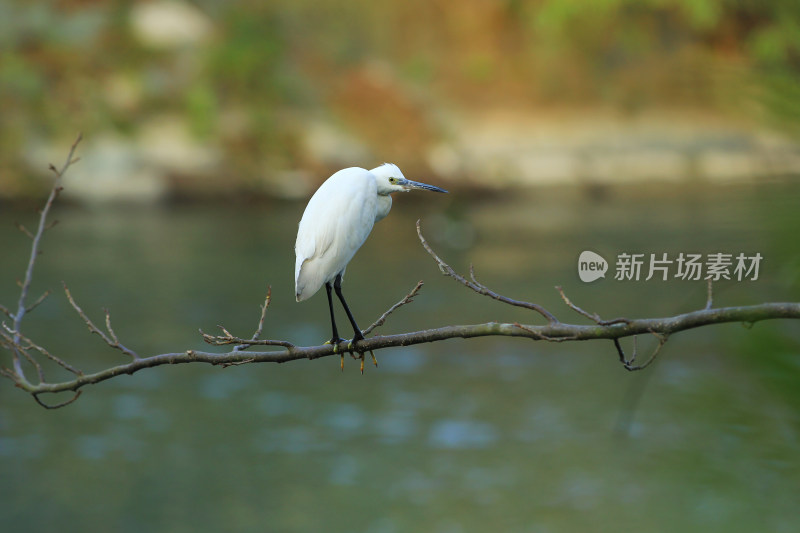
[295,162,446,353]
[295,166,382,302]
[295,163,446,304]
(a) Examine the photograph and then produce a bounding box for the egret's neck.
[375,194,393,222]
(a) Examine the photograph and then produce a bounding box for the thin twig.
[249,287,271,342]
[556,285,632,326]
[363,280,424,336]
[613,331,669,371]
[25,290,51,314]
[9,133,82,379]
[470,265,560,323]
[0,366,15,381]
[200,330,295,348]
[200,320,295,349]
[2,326,46,382]
[705,279,713,310]
[33,391,82,409]
[15,222,34,239]
[233,287,272,352]
[103,307,139,359]
[417,220,558,324]
[2,323,82,377]
[63,283,139,360]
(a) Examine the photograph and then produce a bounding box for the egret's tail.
[295,262,323,302]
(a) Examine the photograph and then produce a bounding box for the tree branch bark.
[5,300,799,398]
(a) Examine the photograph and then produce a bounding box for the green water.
[1,182,799,532]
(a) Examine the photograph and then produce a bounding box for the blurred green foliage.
[1,0,799,196]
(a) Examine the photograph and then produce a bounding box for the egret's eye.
[389,177,396,183]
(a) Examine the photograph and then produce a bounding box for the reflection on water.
[1,183,799,532]
[428,419,498,449]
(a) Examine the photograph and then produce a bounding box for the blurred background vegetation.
[2,0,800,202]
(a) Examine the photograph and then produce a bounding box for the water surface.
[1,182,799,532]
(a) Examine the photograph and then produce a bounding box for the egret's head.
[371,163,448,195]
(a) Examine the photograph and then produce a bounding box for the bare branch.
[253,288,271,340]
[614,331,669,371]
[705,279,714,310]
[25,290,51,314]
[33,391,82,410]
[2,325,46,382]
[470,265,560,324]
[556,286,631,326]
[63,284,139,360]
[232,287,272,352]
[103,307,139,359]
[200,323,295,349]
[15,222,34,239]
[9,133,82,379]
[2,323,83,377]
[5,299,798,403]
[363,280,424,336]
[416,220,558,324]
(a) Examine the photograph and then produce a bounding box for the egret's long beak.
[400,178,448,193]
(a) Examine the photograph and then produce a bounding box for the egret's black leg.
[333,274,364,343]
[325,281,345,346]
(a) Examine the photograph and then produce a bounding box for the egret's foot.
[353,349,377,375]
[346,332,365,352]
[325,337,347,354]
[324,338,347,370]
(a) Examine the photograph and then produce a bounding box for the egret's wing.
[295,168,377,301]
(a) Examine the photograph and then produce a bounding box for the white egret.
[295,163,447,354]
